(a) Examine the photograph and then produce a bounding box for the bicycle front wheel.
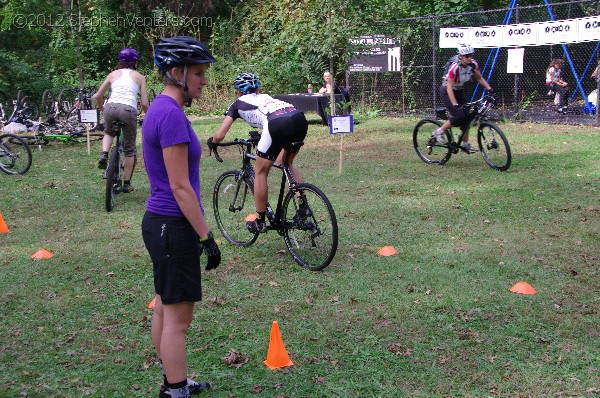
[282,183,338,271]
[0,134,32,175]
[213,170,259,247]
[477,122,511,171]
[413,118,452,165]
[105,146,120,212]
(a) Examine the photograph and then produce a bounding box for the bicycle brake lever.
[214,147,223,163]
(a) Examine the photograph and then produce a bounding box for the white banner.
[578,16,600,42]
[440,16,600,48]
[438,28,469,49]
[501,23,538,47]
[538,19,578,45]
[470,26,502,48]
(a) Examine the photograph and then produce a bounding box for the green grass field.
[1,115,598,397]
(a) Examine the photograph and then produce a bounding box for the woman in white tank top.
[95,48,149,193]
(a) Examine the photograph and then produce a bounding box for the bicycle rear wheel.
[0,90,10,121]
[41,90,55,117]
[0,133,32,175]
[413,118,452,165]
[19,96,39,120]
[213,170,259,247]
[105,146,121,212]
[282,183,338,271]
[477,122,511,171]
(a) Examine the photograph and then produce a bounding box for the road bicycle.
[413,93,512,171]
[105,121,124,212]
[0,133,33,175]
[209,133,338,271]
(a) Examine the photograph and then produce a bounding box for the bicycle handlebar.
[207,136,259,163]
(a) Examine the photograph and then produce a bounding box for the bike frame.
[446,95,494,152]
[232,139,301,230]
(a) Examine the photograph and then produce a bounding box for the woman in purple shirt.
[141,36,220,398]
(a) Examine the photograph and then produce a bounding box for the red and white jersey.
[442,59,480,90]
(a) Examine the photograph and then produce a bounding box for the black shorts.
[439,86,468,128]
[256,110,308,161]
[141,211,202,304]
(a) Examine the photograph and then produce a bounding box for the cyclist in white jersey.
[96,48,149,193]
[433,44,494,153]
[208,73,309,233]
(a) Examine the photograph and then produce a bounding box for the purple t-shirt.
[142,94,203,216]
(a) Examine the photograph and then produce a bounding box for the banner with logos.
[440,15,600,48]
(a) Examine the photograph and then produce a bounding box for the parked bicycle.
[105,121,125,212]
[413,93,512,171]
[16,119,104,146]
[209,132,338,271]
[0,133,32,175]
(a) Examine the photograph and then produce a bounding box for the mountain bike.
[208,133,338,271]
[0,133,33,175]
[413,93,512,171]
[105,121,124,212]
[17,120,104,146]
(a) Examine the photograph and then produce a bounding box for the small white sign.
[79,109,99,124]
[329,115,354,134]
[507,48,524,74]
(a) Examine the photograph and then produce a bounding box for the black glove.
[488,88,496,95]
[199,231,221,271]
[453,104,461,109]
[249,131,260,140]
[206,137,216,149]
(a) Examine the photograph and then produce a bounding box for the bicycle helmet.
[154,36,215,73]
[118,48,140,63]
[457,43,474,56]
[233,72,261,94]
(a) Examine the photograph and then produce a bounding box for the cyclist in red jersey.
[433,44,494,153]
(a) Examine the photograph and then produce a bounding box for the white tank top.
[107,69,138,108]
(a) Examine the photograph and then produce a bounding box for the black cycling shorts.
[256,110,308,161]
[141,211,202,304]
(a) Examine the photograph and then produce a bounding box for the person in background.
[142,36,221,398]
[96,47,149,193]
[433,43,494,153]
[545,58,568,107]
[318,71,351,114]
[208,72,309,233]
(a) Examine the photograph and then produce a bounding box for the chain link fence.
[348,0,600,125]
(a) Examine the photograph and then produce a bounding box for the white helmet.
[457,44,474,56]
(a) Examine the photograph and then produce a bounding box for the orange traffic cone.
[377,246,398,256]
[264,321,293,369]
[31,249,54,260]
[0,212,9,233]
[510,281,536,295]
[147,297,156,309]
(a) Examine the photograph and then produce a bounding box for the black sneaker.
[246,220,267,233]
[159,380,211,397]
[187,380,211,395]
[98,153,108,169]
[122,183,133,193]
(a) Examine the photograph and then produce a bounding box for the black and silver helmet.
[154,36,215,74]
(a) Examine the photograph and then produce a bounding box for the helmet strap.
[182,66,192,107]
